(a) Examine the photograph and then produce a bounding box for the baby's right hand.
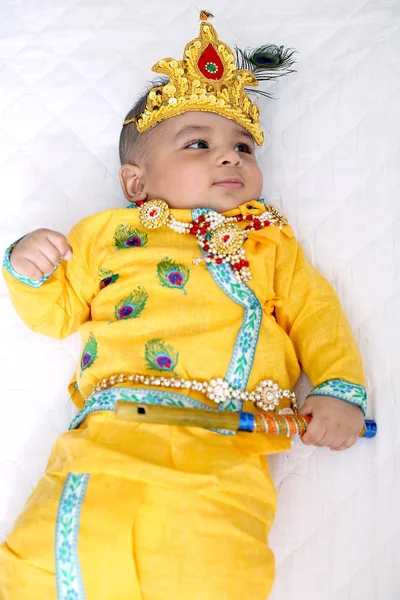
[10,229,73,280]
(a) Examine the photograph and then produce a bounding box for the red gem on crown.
[197,43,224,80]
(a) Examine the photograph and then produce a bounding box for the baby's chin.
[156,190,259,212]
[203,189,258,213]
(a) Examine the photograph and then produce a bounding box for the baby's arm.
[273,236,366,451]
[3,224,95,338]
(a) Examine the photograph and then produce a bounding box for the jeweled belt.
[90,373,298,414]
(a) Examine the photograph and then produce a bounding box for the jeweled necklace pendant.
[138,199,284,283]
[191,217,251,281]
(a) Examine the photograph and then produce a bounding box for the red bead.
[264,220,270,226]
[254,221,262,230]
[246,215,254,221]
[242,260,249,267]
[236,215,243,222]
[200,227,208,234]
[244,225,251,230]
[198,215,206,223]
[203,244,210,251]
[216,258,223,264]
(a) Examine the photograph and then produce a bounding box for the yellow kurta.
[0,200,365,599]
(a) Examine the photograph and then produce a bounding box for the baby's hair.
[119,76,169,165]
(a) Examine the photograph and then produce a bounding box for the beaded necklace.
[139,199,287,282]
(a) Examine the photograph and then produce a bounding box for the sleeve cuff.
[3,238,59,288]
[307,379,367,416]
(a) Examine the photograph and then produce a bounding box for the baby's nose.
[217,148,242,165]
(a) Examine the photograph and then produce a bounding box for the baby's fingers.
[37,238,64,268]
[300,421,328,446]
[330,436,359,451]
[46,231,72,260]
[12,257,45,280]
[63,246,73,260]
[32,235,72,276]
[30,248,59,277]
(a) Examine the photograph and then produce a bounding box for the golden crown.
[124,11,271,144]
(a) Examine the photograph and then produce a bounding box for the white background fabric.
[0,0,399,598]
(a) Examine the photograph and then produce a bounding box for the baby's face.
[138,111,263,212]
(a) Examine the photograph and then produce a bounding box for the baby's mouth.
[214,178,244,189]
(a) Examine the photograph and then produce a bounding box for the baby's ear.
[119,164,147,202]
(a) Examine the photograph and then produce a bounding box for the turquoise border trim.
[55,473,89,600]
[206,263,262,396]
[3,237,59,288]
[69,387,233,436]
[191,208,262,411]
[307,379,367,415]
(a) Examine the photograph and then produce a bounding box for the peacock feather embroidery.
[157,257,190,295]
[80,333,98,375]
[114,287,148,321]
[144,339,179,375]
[114,224,148,249]
[98,268,120,289]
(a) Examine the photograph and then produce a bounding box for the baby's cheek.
[250,165,263,195]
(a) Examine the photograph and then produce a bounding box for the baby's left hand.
[299,395,364,451]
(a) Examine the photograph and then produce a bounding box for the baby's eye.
[186,139,209,149]
[235,143,252,154]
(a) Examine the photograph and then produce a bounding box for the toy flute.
[115,402,377,438]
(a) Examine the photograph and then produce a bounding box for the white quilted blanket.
[0,1,399,598]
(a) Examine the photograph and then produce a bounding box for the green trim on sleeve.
[307,379,367,415]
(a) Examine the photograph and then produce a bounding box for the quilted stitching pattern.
[0,1,399,598]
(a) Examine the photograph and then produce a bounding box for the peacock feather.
[80,333,98,375]
[157,257,190,295]
[235,44,297,98]
[114,224,148,249]
[114,287,148,321]
[144,339,179,375]
[98,268,120,289]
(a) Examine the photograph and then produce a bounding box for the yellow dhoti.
[0,411,277,599]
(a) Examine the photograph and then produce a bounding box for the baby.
[0,14,366,600]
